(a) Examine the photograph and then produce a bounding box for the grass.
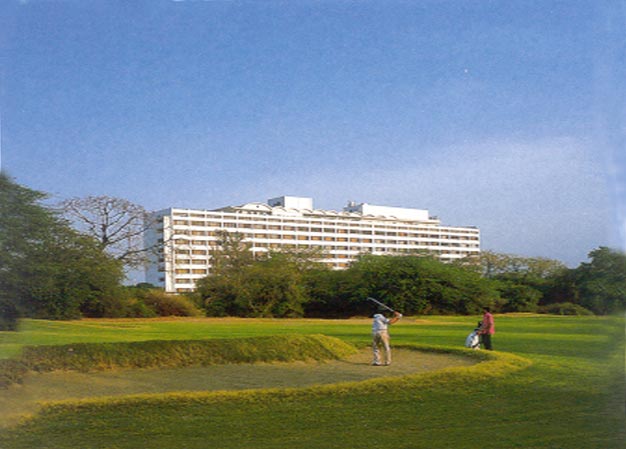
[0,334,358,388]
[0,314,624,448]
[17,334,358,372]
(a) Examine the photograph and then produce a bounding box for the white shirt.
[372,314,390,333]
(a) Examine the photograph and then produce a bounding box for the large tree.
[197,232,313,317]
[210,230,255,275]
[0,173,51,328]
[350,255,500,315]
[573,247,626,314]
[478,251,568,312]
[60,195,155,268]
[0,174,124,328]
[303,254,500,317]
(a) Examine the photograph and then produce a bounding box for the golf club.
[366,297,397,313]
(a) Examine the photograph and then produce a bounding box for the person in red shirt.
[479,306,495,350]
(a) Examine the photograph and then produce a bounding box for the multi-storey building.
[145,196,480,293]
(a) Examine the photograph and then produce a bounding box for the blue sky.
[1,0,624,268]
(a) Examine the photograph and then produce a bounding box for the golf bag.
[464,321,482,350]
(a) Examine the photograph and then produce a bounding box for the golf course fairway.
[0,315,623,449]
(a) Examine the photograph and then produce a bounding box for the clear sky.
[1,0,624,268]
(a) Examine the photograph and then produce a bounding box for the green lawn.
[0,314,624,448]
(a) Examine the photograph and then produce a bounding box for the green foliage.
[0,174,124,326]
[139,290,204,317]
[81,292,157,318]
[542,247,626,315]
[574,247,626,314]
[497,280,542,312]
[29,230,124,320]
[306,255,500,316]
[210,230,255,275]
[479,251,567,280]
[538,302,594,316]
[197,243,624,318]
[81,288,203,318]
[483,248,626,316]
[303,268,362,317]
[198,249,308,318]
[234,254,307,317]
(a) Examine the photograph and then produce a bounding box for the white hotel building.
[145,196,480,293]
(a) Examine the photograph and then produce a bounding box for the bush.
[124,298,158,318]
[82,288,202,318]
[498,282,542,313]
[81,291,157,318]
[538,302,594,316]
[140,290,203,317]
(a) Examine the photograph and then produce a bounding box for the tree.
[234,253,307,317]
[573,247,626,314]
[303,267,359,317]
[196,232,326,317]
[344,255,499,316]
[0,174,124,328]
[60,195,155,268]
[540,247,626,315]
[27,227,124,319]
[479,251,566,280]
[210,231,255,275]
[197,249,308,318]
[497,281,542,312]
[0,173,50,328]
[478,251,568,312]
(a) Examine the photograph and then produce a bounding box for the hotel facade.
[145,196,480,293]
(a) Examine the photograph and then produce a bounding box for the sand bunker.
[0,348,475,426]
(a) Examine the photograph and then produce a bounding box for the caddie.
[371,310,402,366]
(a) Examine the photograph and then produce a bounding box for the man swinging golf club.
[368,297,402,366]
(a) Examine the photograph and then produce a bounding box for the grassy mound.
[0,334,357,388]
[20,345,530,417]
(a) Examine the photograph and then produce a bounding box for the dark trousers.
[481,333,493,350]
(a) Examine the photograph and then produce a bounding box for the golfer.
[371,311,402,366]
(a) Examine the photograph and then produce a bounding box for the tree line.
[196,232,625,318]
[1,174,625,330]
